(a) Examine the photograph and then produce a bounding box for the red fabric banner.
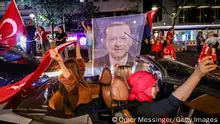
[147,9,158,30]
[0,0,27,46]
[0,41,74,103]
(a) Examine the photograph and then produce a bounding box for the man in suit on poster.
[94,22,135,74]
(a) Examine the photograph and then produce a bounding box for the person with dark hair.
[81,21,93,63]
[49,40,92,114]
[196,31,204,54]
[55,26,68,58]
[26,19,37,56]
[55,26,67,46]
[151,38,162,58]
[166,28,174,44]
[161,39,176,60]
[35,26,50,55]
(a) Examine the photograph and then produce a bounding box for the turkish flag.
[0,0,26,47]
[0,41,74,103]
[147,9,158,30]
[198,45,211,63]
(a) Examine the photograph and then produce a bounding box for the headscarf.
[128,71,169,124]
[128,71,157,102]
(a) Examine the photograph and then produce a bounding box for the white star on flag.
[7,83,25,90]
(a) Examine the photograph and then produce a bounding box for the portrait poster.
[92,14,146,75]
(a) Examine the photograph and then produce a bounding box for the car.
[0,45,40,87]
[0,55,220,124]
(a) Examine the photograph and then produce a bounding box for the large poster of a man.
[92,14,146,74]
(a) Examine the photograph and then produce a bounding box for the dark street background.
[66,46,220,76]
[176,46,220,76]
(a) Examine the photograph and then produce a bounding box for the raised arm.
[49,50,71,80]
[81,21,87,31]
[172,56,216,101]
[74,40,82,59]
[135,56,217,117]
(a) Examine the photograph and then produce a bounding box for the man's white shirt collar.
[109,54,128,67]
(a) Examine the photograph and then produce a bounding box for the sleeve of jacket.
[136,95,183,117]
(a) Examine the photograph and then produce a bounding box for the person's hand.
[49,49,63,62]
[72,40,79,47]
[195,56,217,77]
[81,21,84,25]
[145,39,149,44]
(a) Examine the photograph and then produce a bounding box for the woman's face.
[87,26,92,30]
[58,27,62,33]
[38,27,42,32]
[151,83,159,99]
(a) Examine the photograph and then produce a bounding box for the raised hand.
[196,56,217,77]
[49,49,63,62]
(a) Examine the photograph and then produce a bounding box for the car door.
[0,47,38,87]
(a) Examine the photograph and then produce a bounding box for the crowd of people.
[196,31,220,65]
[24,17,219,122]
[47,35,217,123]
[25,19,68,57]
[141,26,176,61]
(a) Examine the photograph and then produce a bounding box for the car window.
[134,56,163,80]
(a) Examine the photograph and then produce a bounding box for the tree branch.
[175,7,182,18]
[154,0,172,18]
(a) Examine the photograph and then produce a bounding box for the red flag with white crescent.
[0,0,27,46]
[0,41,74,103]
[147,9,158,30]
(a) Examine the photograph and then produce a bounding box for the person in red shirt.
[166,28,174,44]
[198,42,217,64]
[35,26,50,55]
[161,40,176,60]
[152,38,162,58]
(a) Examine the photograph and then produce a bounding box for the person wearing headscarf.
[115,56,216,123]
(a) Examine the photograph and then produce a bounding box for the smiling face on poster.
[104,22,133,61]
[92,14,146,74]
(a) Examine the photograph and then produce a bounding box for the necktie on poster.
[0,41,74,103]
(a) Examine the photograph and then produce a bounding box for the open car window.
[134,56,163,81]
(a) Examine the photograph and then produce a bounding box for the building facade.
[152,0,220,42]
[90,0,143,17]
[0,0,31,25]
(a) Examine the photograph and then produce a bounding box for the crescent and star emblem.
[0,18,17,40]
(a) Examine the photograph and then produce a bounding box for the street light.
[152,5,158,10]
[29,13,35,18]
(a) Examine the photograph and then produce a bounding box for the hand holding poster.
[92,14,146,74]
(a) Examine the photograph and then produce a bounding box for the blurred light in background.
[29,13,35,18]
[79,37,87,45]
[43,70,62,77]
[18,35,27,49]
[67,36,77,41]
